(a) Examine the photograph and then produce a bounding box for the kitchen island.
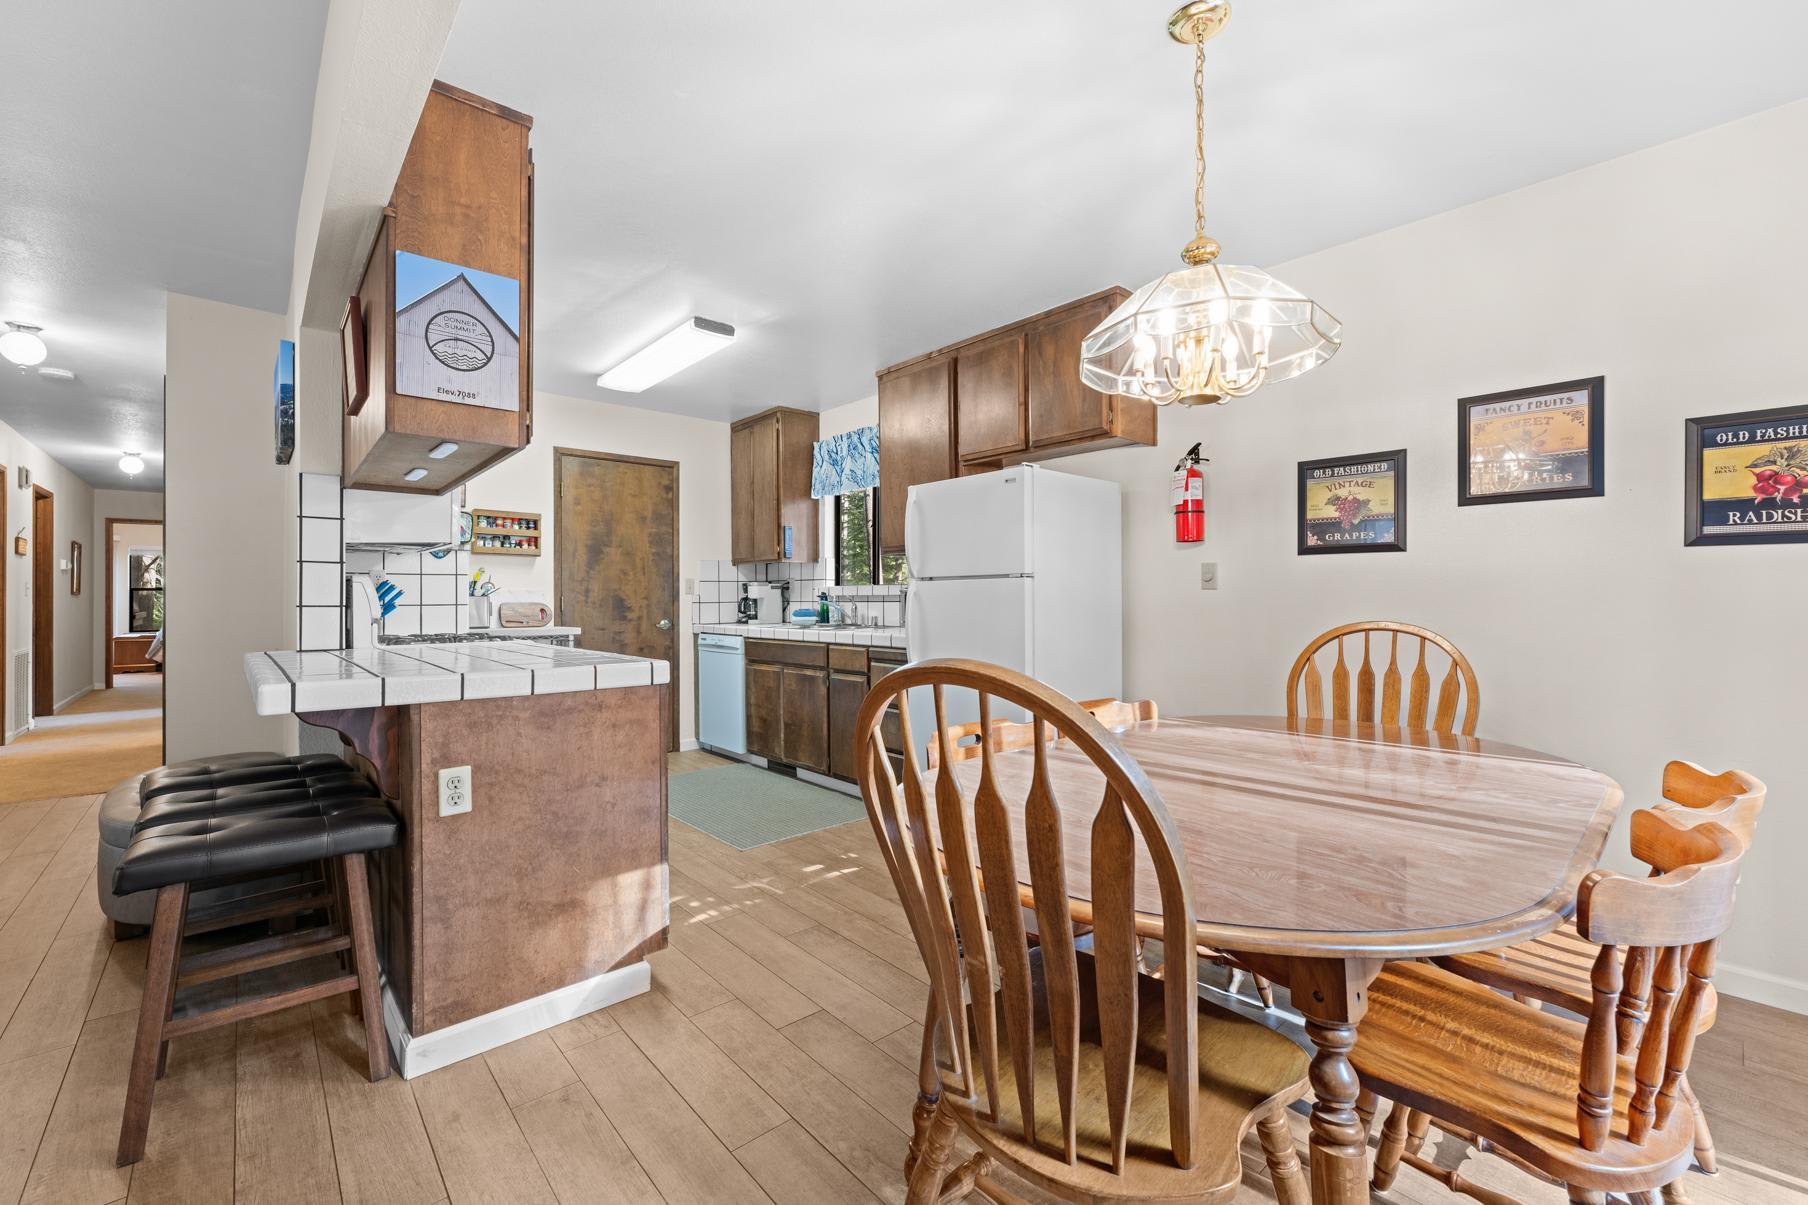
[244,642,670,1077]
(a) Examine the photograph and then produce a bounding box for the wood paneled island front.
[245,643,670,1076]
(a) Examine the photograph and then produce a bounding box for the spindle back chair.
[854,660,1309,1204]
[1357,811,1749,1205]
[1286,622,1479,736]
[927,698,1159,769]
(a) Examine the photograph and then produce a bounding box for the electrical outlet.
[1200,562,1219,590]
[438,765,473,817]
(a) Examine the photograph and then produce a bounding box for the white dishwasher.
[696,632,748,757]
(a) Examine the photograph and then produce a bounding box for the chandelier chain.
[1193,18,1206,239]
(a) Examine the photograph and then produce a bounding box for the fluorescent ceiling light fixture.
[596,317,735,392]
[403,467,429,482]
[37,366,76,381]
[0,323,47,367]
[428,441,459,459]
[118,452,145,476]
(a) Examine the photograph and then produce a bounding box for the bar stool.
[112,785,400,1166]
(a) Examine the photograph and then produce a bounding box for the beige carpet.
[0,673,163,803]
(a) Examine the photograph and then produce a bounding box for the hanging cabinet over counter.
[875,286,1154,552]
[730,406,820,565]
[344,81,534,495]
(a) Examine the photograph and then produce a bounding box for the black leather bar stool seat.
[113,785,399,1167]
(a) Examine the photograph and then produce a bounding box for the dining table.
[942,712,1624,1205]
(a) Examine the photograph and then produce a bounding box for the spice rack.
[471,507,542,556]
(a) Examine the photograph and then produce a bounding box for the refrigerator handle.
[903,484,917,566]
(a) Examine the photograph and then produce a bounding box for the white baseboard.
[54,685,93,712]
[1715,960,1808,1016]
[382,960,652,1079]
[678,738,700,752]
[796,767,860,798]
[699,743,767,769]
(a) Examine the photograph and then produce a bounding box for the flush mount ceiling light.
[427,441,459,459]
[0,322,48,368]
[118,451,145,476]
[596,317,735,393]
[37,366,76,381]
[403,467,429,482]
[1080,2,1341,406]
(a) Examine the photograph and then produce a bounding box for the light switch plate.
[438,765,473,817]
[1200,562,1218,590]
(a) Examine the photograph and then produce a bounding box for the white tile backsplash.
[385,550,423,574]
[421,605,460,635]
[384,573,421,604]
[299,606,341,651]
[421,574,458,606]
[297,475,345,650]
[299,472,341,519]
[301,517,341,563]
[301,562,342,608]
[383,608,423,637]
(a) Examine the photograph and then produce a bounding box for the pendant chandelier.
[1081,2,1341,407]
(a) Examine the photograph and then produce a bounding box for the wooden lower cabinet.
[828,670,867,780]
[781,667,829,773]
[745,662,783,761]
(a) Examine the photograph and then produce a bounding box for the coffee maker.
[739,582,788,624]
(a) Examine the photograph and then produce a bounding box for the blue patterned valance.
[811,425,880,498]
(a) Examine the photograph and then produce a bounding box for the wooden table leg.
[1290,956,1384,1205]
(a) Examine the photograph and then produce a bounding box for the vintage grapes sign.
[1457,377,1605,505]
[1686,404,1808,546]
[1298,449,1407,555]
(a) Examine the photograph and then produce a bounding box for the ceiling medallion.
[1081,2,1341,406]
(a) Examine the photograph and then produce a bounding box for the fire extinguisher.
[1172,442,1207,543]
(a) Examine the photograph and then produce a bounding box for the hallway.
[0,675,162,805]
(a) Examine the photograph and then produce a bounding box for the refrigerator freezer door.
[904,576,1034,747]
[905,467,1033,579]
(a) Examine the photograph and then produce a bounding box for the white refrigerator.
[903,464,1123,749]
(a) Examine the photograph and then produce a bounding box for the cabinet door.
[774,412,821,564]
[730,417,779,563]
[869,658,904,756]
[828,670,867,780]
[781,667,830,772]
[955,332,1026,462]
[745,662,783,759]
[877,356,954,553]
[1027,296,1116,448]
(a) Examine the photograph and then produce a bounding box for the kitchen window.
[128,550,165,633]
[834,489,907,586]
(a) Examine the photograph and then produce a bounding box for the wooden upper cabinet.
[729,407,819,564]
[1028,291,1134,448]
[344,82,534,494]
[955,331,1027,462]
[877,356,955,554]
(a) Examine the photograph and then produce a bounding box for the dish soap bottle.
[818,591,831,624]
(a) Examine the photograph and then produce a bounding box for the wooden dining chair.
[1358,808,1749,1205]
[1285,621,1480,736]
[1423,761,1765,1187]
[926,698,1159,769]
[854,661,1310,1204]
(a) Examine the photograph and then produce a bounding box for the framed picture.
[1299,449,1407,554]
[393,250,521,412]
[274,338,296,466]
[1685,403,1808,546]
[1458,376,1604,505]
[69,541,81,595]
[341,294,369,416]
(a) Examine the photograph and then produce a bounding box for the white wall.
[464,390,733,747]
[91,489,163,683]
[0,415,96,734]
[164,293,292,758]
[1034,100,1808,1011]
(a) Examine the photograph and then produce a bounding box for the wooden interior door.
[32,485,53,718]
[555,449,680,751]
[0,465,7,743]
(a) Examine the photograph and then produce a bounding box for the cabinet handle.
[656,618,672,630]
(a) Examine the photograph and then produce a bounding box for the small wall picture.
[394,250,520,412]
[274,338,296,466]
[1458,376,1604,505]
[1299,449,1407,554]
[340,293,369,416]
[69,540,81,595]
[1685,403,1808,546]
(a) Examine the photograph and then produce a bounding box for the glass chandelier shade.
[1081,1,1340,407]
[1080,263,1342,406]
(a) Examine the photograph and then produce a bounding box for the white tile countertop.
[694,622,906,649]
[244,642,670,716]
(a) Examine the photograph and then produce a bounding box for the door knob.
[656,618,672,630]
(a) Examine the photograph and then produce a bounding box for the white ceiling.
[437,0,1808,424]
[0,1,328,489]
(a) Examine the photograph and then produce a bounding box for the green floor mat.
[668,763,867,850]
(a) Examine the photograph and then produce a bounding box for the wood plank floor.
[0,753,1801,1204]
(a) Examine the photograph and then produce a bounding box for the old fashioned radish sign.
[1687,404,1808,546]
